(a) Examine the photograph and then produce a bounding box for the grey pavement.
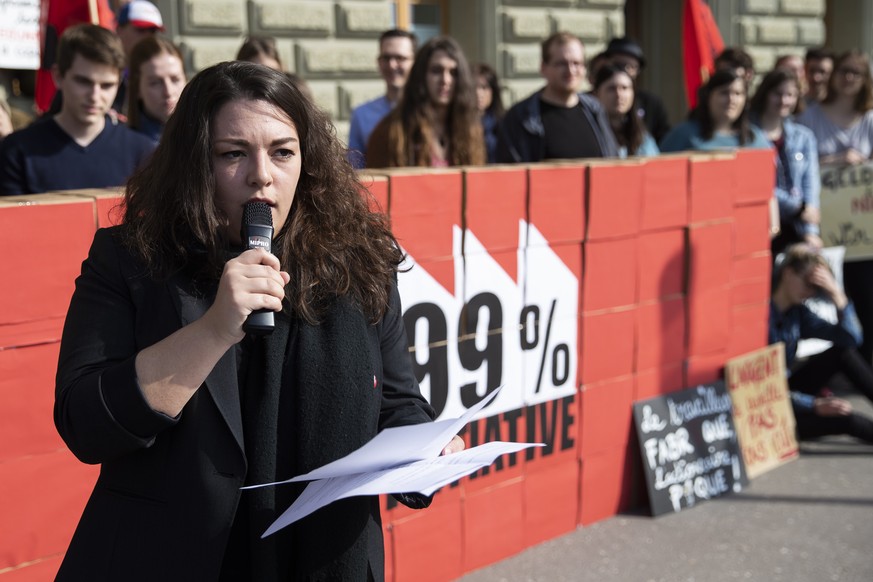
[458,394,873,582]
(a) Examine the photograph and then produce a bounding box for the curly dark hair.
[122,61,402,323]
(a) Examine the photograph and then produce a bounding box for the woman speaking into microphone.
[54,61,463,581]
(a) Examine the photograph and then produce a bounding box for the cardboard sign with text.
[820,163,873,261]
[633,382,747,516]
[725,344,798,479]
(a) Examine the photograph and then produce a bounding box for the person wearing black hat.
[604,37,671,143]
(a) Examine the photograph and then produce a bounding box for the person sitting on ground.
[0,24,155,195]
[660,68,770,152]
[749,68,820,253]
[497,31,618,163]
[236,36,283,71]
[592,64,659,158]
[603,36,671,143]
[365,35,485,168]
[770,244,873,443]
[474,63,505,164]
[126,36,186,142]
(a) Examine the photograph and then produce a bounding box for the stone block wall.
[497,0,625,101]
[156,0,838,143]
[722,0,826,75]
[164,0,398,141]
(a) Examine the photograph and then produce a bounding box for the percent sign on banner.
[519,299,572,393]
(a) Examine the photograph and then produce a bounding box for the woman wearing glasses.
[797,50,873,165]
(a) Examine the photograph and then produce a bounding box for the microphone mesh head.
[242,201,273,227]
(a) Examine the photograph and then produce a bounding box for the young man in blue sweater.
[0,24,155,196]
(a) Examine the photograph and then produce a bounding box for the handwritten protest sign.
[820,163,873,261]
[633,382,747,516]
[725,344,798,479]
[0,0,40,70]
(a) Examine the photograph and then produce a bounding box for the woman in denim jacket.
[750,68,821,254]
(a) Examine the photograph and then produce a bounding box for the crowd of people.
[0,0,871,577]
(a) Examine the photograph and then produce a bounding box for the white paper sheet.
[242,387,544,538]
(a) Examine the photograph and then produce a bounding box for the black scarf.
[223,299,384,581]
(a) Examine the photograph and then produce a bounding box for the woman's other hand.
[441,435,466,455]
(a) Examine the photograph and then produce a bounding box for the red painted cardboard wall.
[0,151,774,580]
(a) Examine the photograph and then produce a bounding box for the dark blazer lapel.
[168,275,245,454]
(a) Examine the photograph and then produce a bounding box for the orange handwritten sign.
[725,343,798,479]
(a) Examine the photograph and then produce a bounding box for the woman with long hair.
[661,68,770,152]
[365,35,485,167]
[592,64,659,157]
[797,49,873,366]
[474,62,504,163]
[126,36,186,142]
[750,68,821,253]
[54,61,462,581]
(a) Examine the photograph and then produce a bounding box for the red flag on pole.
[35,0,115,113]
[682,0,724,110]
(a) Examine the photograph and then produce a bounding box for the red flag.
[35,0,115,113]
[682,0,724,110]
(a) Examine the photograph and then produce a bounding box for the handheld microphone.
[241,201,275,335]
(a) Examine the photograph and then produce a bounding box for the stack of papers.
[243,388,543,537]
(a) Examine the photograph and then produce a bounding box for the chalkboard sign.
[633,381,748,516]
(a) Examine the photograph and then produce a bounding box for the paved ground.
[459,393,873,582]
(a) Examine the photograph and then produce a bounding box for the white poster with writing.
[0,0,41,70]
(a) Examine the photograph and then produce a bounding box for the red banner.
[683,0,724,110]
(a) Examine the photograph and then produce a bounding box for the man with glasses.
[347,29,417,168]
[497,32,618,163]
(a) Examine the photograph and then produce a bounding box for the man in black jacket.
[497,32,619,163]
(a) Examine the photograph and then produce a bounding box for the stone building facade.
[153,0,868,142]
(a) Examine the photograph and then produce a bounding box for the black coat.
[54,227,434,581]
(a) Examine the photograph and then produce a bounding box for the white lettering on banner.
[398,222,578,421]
[0,0,40,69]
